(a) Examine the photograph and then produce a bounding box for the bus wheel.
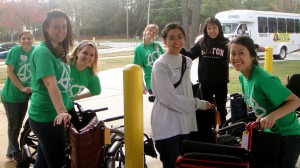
[274,47,286,60]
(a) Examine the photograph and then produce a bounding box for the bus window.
[237,24,248,35]
[296,19,300,33]
[287,19,294,33]
[222,23,239,34]
[277,18,286,33]
[258,17,268,33]
[268,17,277,33]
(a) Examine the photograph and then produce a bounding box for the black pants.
[190,109,216,143]
[200,82,228,126]
[190,83,227,143]
[155,134,189,168]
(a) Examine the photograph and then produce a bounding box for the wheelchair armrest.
[218,122,246,134]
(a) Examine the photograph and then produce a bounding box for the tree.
[0,1,45,41]
[55,0,84,41]
[181,0,189,48]
[190,0,200,45]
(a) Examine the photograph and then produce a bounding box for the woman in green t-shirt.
[228,35,300,168]
[28,9,74,167]
[67,40,101,130]
[133,24,164,94]
[2,30,34,163]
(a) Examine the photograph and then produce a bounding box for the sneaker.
[6,154,13,161]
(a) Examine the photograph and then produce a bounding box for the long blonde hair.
[143,24,159,48]
[69,40,99,75]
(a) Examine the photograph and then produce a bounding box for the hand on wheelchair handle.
[54,112,72,127]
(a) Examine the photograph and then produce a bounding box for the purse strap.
[173,56,187,88]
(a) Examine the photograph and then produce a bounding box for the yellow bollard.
[92,37,95,44]
[123,64,144,168]
[264,45,273,74]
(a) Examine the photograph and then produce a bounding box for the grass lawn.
[228,60,300,93]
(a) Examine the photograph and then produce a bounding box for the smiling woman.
[228,35,300,168]
[27,9,74,167]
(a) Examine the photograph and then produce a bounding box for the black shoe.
[13,151,23,163]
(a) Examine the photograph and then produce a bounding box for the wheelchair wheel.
[20,124,37,167]
[19,121,71,168]
[105,128,125,168]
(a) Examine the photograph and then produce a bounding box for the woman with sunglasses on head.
[2,30,34,163]
[28,9,74,167]
[228,35,300,168]
[67,40,101,130]
[151,23,215,168]
[133,24,164,94]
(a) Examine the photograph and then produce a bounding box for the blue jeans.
[29,118,66,168]
[279,135,300,168]
[2,100,28,157]
[155,134,189,168]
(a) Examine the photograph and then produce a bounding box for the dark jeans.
[29,118,66,168]
[191,109,216,143]
[155,134,189,168]
[200,83,228,126]
[2,100,28,157]
[279,135,300,168]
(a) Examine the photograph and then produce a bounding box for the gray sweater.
[151,53,208,140]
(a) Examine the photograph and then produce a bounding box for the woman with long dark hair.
[28,9,74,167]
[181,17,229,143]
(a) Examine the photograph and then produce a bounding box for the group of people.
[2,9,101,167]
[2,7,300,168]
[134,18,300,168]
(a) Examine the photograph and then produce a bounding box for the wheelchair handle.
[103,115,124,122]
[83,107,109,114]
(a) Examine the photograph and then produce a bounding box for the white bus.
[215,10,300,59]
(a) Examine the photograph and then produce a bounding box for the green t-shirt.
[239,65,300,136]
[2,45,34,103]
[133,42,164,90]
[67,58,101,111]
[28,42,70,122]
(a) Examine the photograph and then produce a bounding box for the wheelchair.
[19,103,157,168]
[176,121,281,168]
[19,103,125,168]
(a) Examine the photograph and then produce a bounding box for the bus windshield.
[222,23,239,34]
